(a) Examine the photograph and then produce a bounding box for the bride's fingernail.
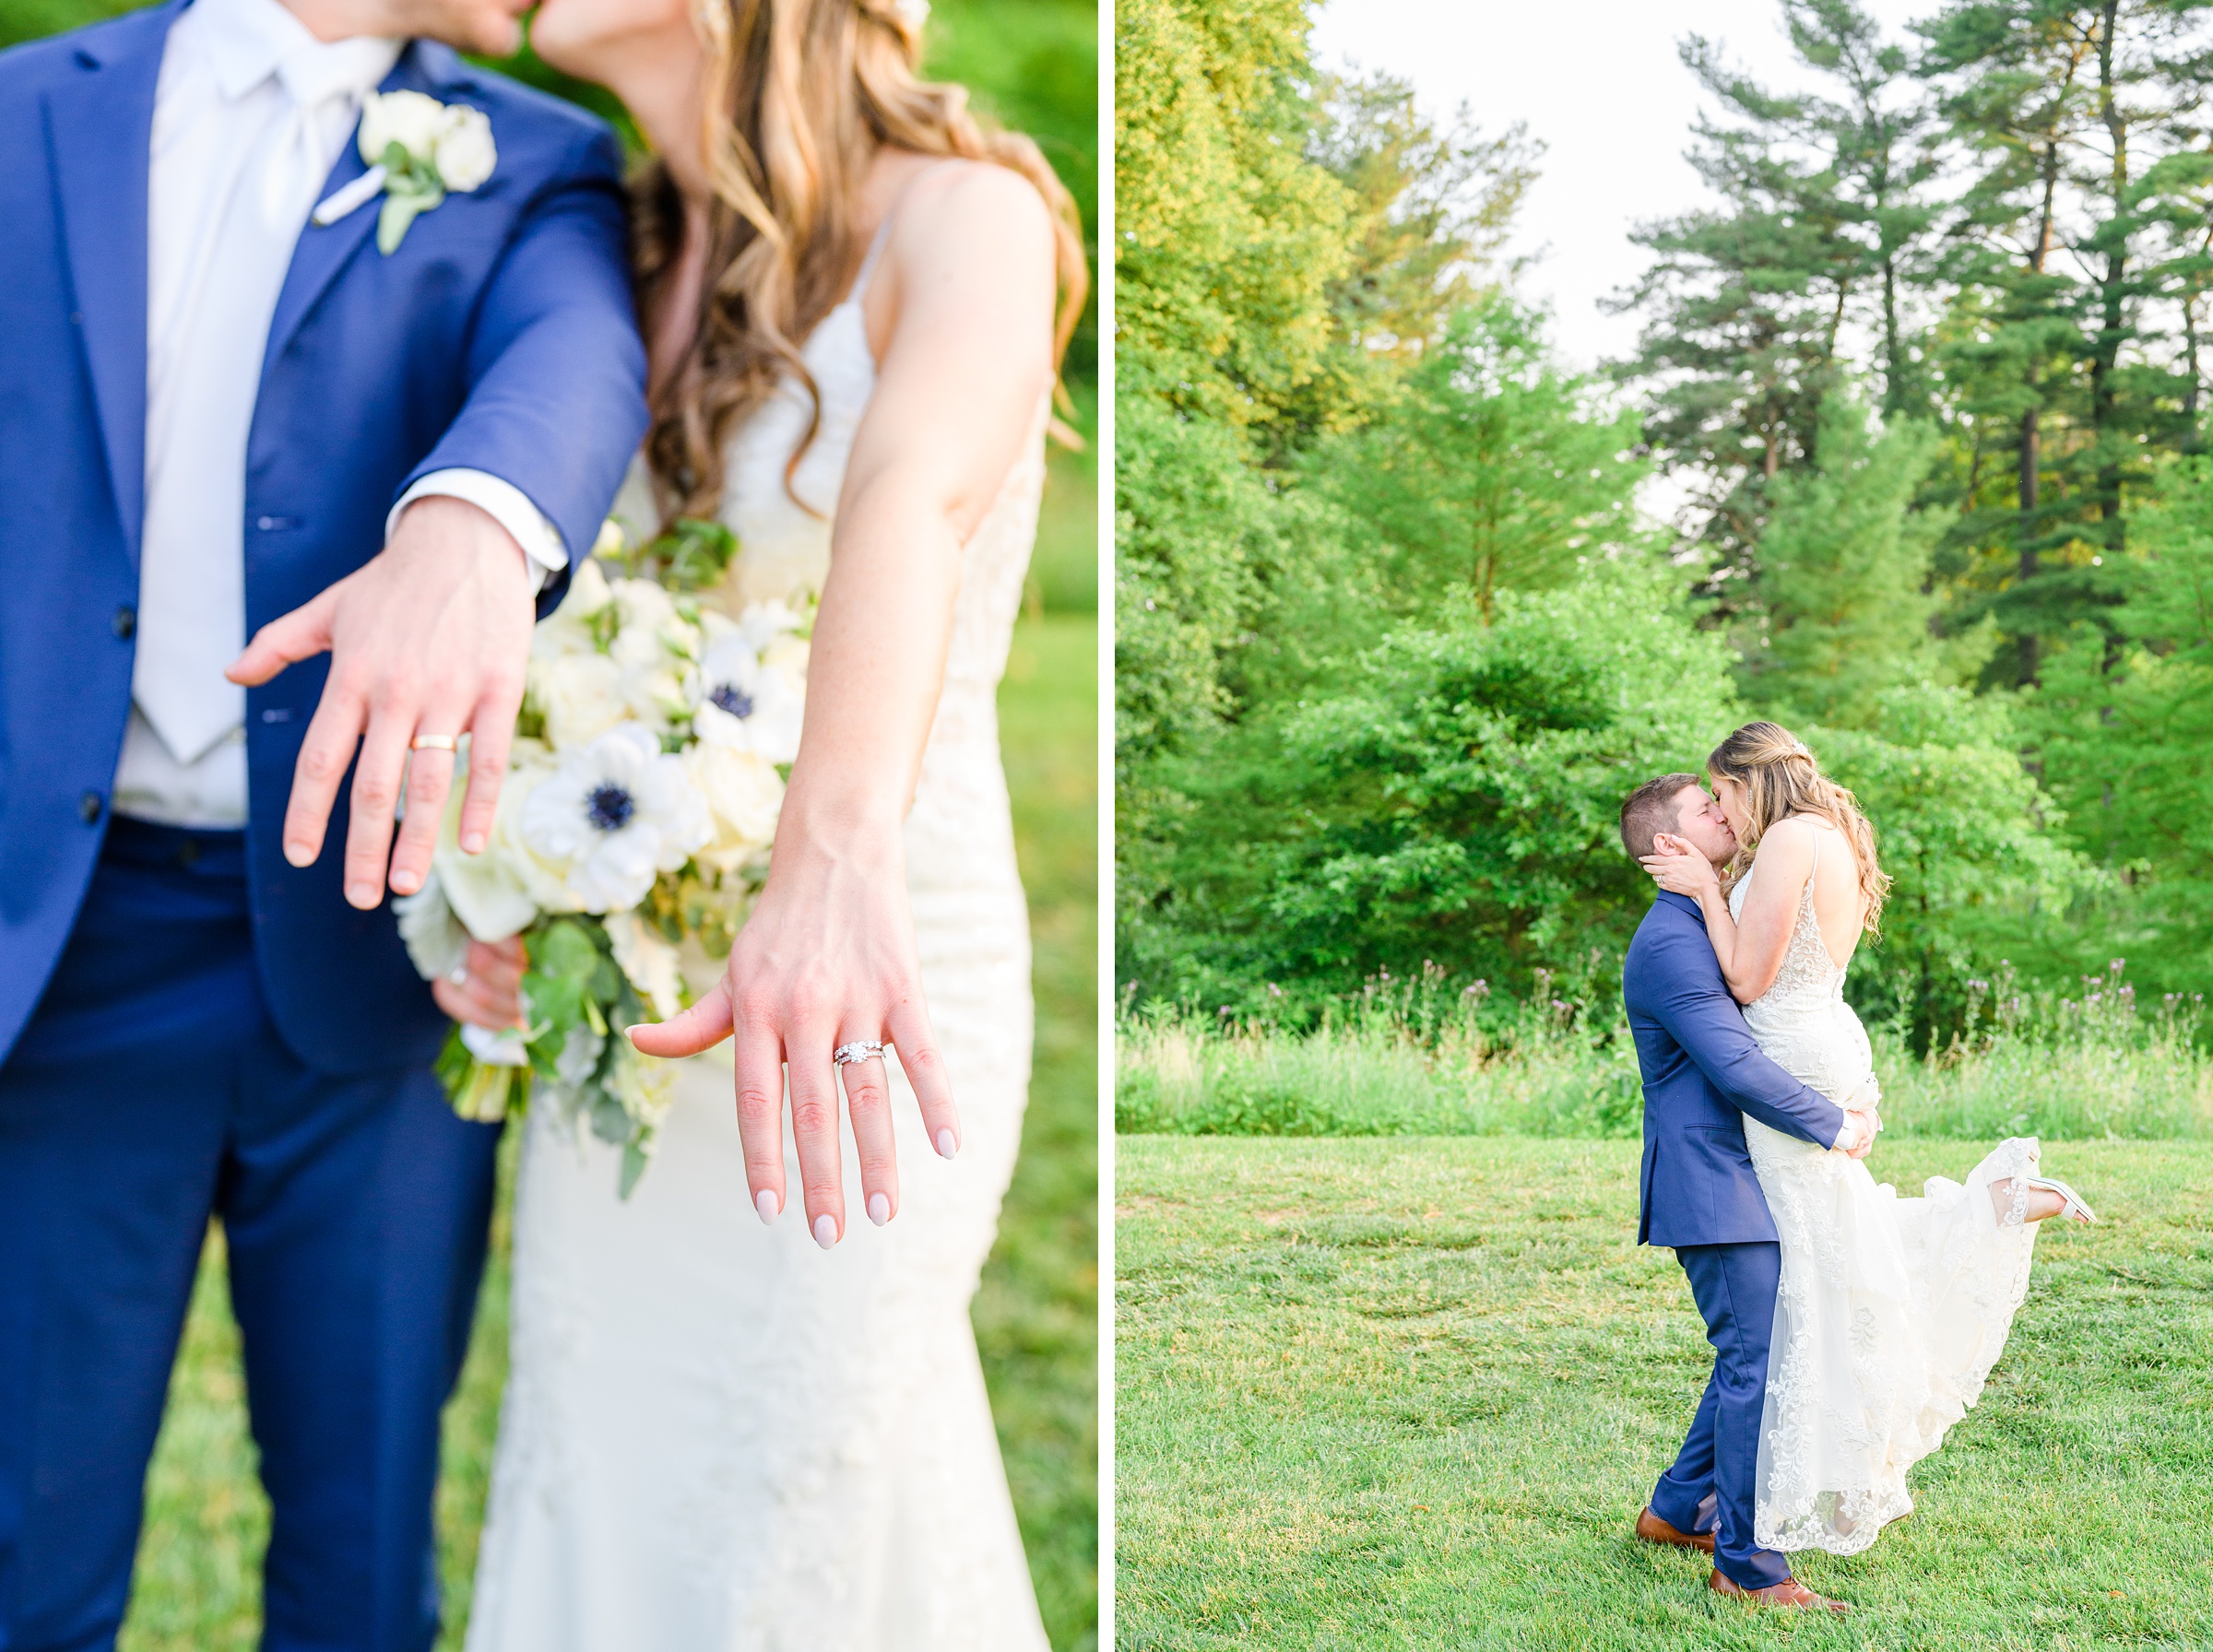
[868,1192,891,1226]
[936,1128,958,1161]
[811,1213,837,1249]
[755,1188,779,1225]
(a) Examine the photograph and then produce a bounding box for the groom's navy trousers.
[0,822,502,1652]
[1623,891,1847,1591]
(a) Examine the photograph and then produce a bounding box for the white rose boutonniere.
[312,89,497,254]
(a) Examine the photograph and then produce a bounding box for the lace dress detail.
[463,198,1051,1651]
[1732,844,2041,1555]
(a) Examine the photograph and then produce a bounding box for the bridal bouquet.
[394,519,809,1194]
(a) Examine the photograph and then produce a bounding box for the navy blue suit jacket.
[1623,891,1847,1246]
[0,2,648,1076]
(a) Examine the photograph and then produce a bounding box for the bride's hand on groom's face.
[624,832,962,1249]
[1639,833,1720,899]
[227,498,538,912]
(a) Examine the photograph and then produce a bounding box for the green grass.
[1117,987,2213,1144]
[1116,1134,2213,1651]
[118,614,1097,1651]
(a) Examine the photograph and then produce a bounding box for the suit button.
[79,791,103,824]
[113,605,136,640]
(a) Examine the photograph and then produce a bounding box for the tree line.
[1116,0,2213,1048]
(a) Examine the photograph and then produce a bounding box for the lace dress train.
[1732,856,2041,1554]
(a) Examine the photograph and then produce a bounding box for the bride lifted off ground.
[1626,721,2092,1611]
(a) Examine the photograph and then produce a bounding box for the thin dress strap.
[845,158,964,309]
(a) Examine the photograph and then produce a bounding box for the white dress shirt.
[114,0,566,829]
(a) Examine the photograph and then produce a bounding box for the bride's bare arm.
[1643,820,1817,1004]
[631,159,1058,1246]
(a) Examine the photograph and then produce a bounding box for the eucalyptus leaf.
[376,191,437,255]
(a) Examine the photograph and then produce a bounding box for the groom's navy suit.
[1623,891,1846,1590]
[0,6,645,1649]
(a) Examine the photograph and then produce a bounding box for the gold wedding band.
[410,734,458,752]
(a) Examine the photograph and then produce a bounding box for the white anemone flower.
[692,629,805,762]
[519,723,712,912]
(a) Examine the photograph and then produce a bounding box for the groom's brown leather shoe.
[1708,1570,1851,1613]
[1635,1506,1715,1553]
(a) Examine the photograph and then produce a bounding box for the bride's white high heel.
[2023,1175,2097,1224]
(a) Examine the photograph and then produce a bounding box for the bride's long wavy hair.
[633,0,1089,526]
[1708,721,1893,936]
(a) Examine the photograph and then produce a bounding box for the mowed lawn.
[1116,1136,2213,1651]
[119,613,1098,1652]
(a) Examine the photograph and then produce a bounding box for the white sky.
[1311,0,1929,374]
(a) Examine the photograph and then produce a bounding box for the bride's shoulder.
[1749,816,1823,874]
[882,155,1057,280]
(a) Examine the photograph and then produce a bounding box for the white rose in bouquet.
[520,723,712,912]
[605,908,684,1021]
[686,744,785,873]
[609,579,699,728]
[533,557,615,661]
[432,743,550,939]
[393,872,469,981]
[432,106,497,193]
[535,652,628,750]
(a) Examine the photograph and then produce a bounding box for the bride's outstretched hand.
[625,831,960,1249]
[1641,832,1722,900]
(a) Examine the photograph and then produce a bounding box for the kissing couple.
[1,0,1082,1646]
[1617,722,2095,1612]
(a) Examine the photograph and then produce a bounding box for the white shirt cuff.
[388,470,569,594]
[1833,1116,1859,1151]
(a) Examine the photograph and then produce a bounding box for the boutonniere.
[310,90,497,255]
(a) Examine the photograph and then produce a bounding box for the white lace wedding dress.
[1732,840,2042,1555]
[462,216,1050,1652]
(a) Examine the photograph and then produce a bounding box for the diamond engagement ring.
[832,1040,889,1067]
[410,734,457,751]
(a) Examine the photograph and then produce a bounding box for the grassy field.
[1118,977,2213,1144]
[1116,1134,2213,1651]
[118,612,1097,1651]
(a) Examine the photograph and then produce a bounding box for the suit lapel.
[43,1,184,568]
[260,43,475,387]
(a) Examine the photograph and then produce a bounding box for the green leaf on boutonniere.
[377,176,446,254]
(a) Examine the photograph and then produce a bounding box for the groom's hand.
[228,497,537,910]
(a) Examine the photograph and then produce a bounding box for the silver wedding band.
[410,734,457,752]
[832,1040,888,1068]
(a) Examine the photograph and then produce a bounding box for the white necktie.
[133,42,392,770]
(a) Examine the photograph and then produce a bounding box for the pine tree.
[1620,0,1936,600]
[1920,0,2213,683]
[1745,401,1974,722]
[1301,300,1648,624]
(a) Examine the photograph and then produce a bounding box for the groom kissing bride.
[1617,726,2095,1614]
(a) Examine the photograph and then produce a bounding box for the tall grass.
[1117,962,2213,1142]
